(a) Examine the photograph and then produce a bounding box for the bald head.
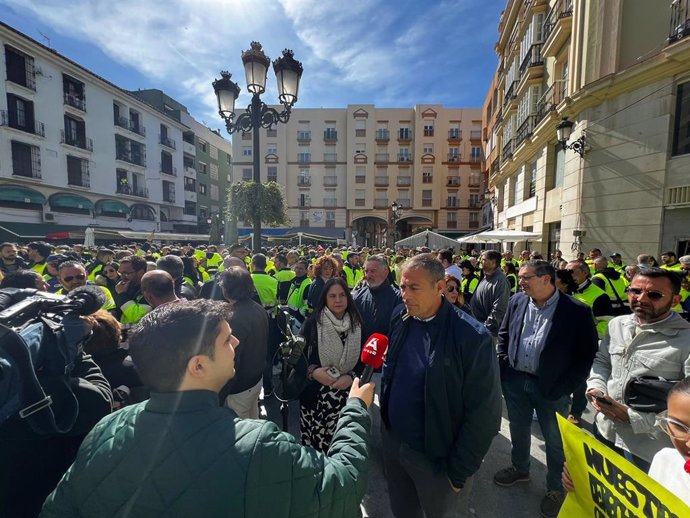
[141,270,177,307]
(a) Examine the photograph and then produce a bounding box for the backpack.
[0,313,89,435]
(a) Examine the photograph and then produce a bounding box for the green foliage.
[226,181,289,226]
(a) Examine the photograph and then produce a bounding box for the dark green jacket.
[41,390,371,518]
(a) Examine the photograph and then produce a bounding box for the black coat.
[352,280,402,345]
[497,291,599,400]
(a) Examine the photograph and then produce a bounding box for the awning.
[118,231,209,242]
[95,199,129,214]
[0,185,46,205]
[238,228,288,236]
[49,193,94,210]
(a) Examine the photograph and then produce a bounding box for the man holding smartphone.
[587,267,690,471]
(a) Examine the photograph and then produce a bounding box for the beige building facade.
[488,0,690,263]
[231,105,484,246]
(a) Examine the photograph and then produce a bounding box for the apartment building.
[0,22,213,242]
[231,105,484,246]
[129,89,232,238]
[487,0,690,261]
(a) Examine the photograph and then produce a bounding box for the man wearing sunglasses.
[587,268,690,472]
[56,261,116,312]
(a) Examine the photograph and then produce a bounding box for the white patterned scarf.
[317,307,361,373]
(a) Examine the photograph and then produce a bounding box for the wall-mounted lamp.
[556,117,586,158]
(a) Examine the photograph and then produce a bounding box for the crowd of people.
[0,238,689,517]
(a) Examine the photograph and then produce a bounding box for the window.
[422,168,433,183]
[242,146,252,156]
[470,146,482,161]
[423,144,434,154]
[11,140,40,178]
[63,74,86,110]
[422,190,432,207]
[326,211,336,228]
[184,201,197,215]
[198,162,207,174]
[447,195,458,208]
[63,115,87,148]
[447,212,457,228]
[469,212,480,228]
[399,147,410,160]
[267,166,277,182]
[527,160,537,198]
[210,185,219,200]
[423,124,434,137]
[161,151,174,175]
[355,189,366,206]
[673,82,690,156]
[509,175,518,206]
[5,93,38,134]
[355,143,366,154]
[267,144,277,155]
[199,183,207,195]
[67,155,89,187]
[325,127,337,140]
[184,177,196,191]
[399,127,411,139]
[300,211,310,227]
[162,181,175,203]
[210,163,219,180]
[242,168,252,181]
[355,120,366,137]
[5,45,35,90]
[553,145,564,188]
[198,139,207,153]
[470,194,481,208]
[298,194,310,207]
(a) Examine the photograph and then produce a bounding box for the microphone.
[66,285,108,315]
[360,333,389,384]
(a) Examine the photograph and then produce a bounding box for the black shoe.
[540,490,564,518]
[493,466,530,487]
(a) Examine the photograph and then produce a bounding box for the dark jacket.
[219,299,268,397]
[381,299,502,488]
[497,292,599,400]
[41,391,371,518]
[175,277,198,300]
[352,280,402,344]
[307,276,325,310]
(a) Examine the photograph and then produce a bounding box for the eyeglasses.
[655,411,690,441]
[446,285,457,293]
[62,274,86,283]
[628,288,665,301]
[518,274,538,282]
[119,270,135,277]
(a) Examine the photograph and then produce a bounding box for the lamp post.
[389,201,403,247]
[556,117,586,158]
[207,212,225,244]
[213,42,303,252]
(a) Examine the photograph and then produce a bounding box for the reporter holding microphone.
[300,277,363,452]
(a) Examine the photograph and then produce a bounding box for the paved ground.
[261,374,595,518]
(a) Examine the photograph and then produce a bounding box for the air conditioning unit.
[42,212,56,222]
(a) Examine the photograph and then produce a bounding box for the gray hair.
[402,253,445,283]
[156,254,184,279]
[521,259,555,285]
[365,254,388,269]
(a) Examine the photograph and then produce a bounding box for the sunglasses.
[63,274,86,283]
[627,288,665,300]
[446,285,457,293]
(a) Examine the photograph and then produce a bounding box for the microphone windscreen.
[68,285,108,315]
[360,333,389,370]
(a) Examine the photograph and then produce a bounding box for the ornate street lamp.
[213,42,303,252]
[556,117,586,158]
[389,201,403,246]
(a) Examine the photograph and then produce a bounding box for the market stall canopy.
[457,233,500,244]
[457,228,541,244]
[395,230,462,250]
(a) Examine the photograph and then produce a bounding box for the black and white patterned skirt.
[299,384,349,453]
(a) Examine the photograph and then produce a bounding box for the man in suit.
[493,260,598,518]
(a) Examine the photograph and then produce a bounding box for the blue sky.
[1,0,505,126]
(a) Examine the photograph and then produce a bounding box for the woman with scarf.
[300,277,363,452]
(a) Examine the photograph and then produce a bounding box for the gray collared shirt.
[514,289,560,375]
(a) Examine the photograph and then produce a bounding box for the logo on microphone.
[364,337,378,355]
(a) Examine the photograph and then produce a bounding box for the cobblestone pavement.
[262,375,594,518]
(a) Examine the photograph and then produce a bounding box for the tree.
[225,181,289,243]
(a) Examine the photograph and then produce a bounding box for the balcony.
[447,176,460,187]
[183,140,196,156]
[446,154,461,164]
[374,176,389,187]
[670,0,690,43]
[116,183,148,198]
[446,220,457,229]
[64,92,86,111]
[535,82,565,126]
[114,116,146,137]
[375,153,390,163]
[375,129,390,141]
[491,156,500,175]
[543,0,573,57]
[324,130,337,141]
[324,198,338,208]
[515,115,537,147]
[297,130,311,141]
[398,130,412,142]
[116,150,146,167]
[324,153,337,163]
[267,174,277,182]
[448,129,462,141]
[503,81,518,107]
[470,154,482,164]
[446,198,459,208]
[398,154,413,163]
[0,110,45,137]
[422,199,432,207]
[184,165,197,178]
[60,130,93,151]
[469,200,482,209]
[297,199,311,208]
[397,176,411,186]
[160,135,176,150]
[184,190,197,202]
[470,130,482,141]
[502,139,514,162]
[297,153,311,163]
[297,176,311,186]
[519,44,544,78]
[160,166,177,177]
[323,176,338,187]
[374,199,389,209]
[163,193,176,204]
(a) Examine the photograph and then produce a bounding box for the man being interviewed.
[41,299,375,518]
[380,254,502,518]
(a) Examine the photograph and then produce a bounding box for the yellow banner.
[557,414,690,518]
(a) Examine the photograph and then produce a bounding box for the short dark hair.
[120,255,147,272]
[156,255,184,279]
[28,241,53,258]
[555,269,578,294]
[252,253,267,270]
[402,253,445,283]
[219,266,255,301]
[669,376,690,398]
[482,250,502,264]
[437,249,453,264]
[521,259,555,284]
[0,242,16,251]
[633,267,681,294]
[0,270,44,289]
[128,300,232,392]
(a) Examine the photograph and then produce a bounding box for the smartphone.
[325,366,341,379]
[593,394,612,406]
